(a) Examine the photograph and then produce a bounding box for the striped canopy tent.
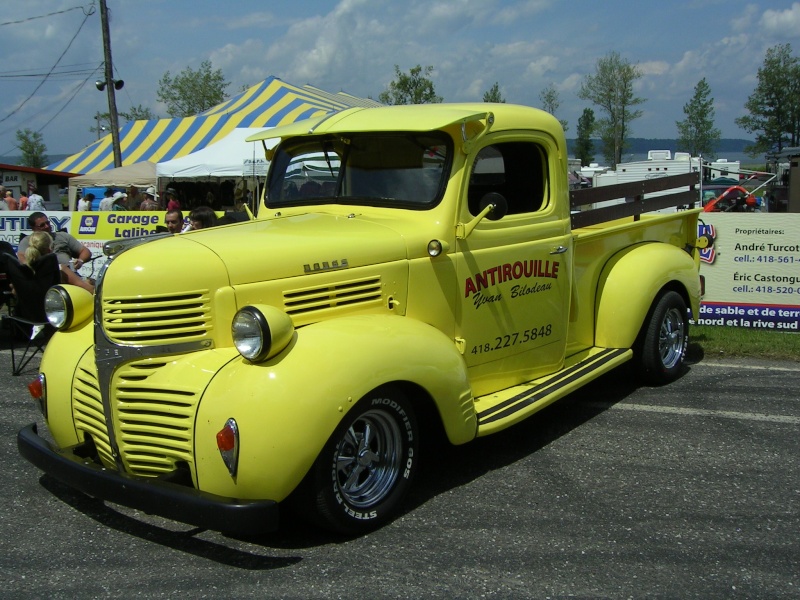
[47,77,381,175]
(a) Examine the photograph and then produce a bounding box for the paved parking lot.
[0,334,798,598]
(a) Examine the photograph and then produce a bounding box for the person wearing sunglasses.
[17,211,92,269]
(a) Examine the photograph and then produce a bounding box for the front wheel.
[294,386,418,535]
[635,290,688,385]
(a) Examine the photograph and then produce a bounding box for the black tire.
[295,386,418,535]
[635,290,689,385]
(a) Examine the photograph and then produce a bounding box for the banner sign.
[698,213,800,330]
[0,210,181,279]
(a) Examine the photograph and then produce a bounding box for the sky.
[1,0,799,160]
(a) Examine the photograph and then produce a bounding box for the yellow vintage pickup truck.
[19,103,705,536]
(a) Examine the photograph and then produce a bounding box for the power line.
[0,69,100,80]
[0,62,99,76]
[37,66,103,134]
[0,5,96,125]
[0,5,90,27]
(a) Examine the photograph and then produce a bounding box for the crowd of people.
[0,185,43,211]
[81,186,182,212]
[0,184,244,334]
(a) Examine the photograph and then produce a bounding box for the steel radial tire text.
[636,290,689,385]
[296,386,418,535]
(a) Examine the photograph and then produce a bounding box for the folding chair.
[0,241,16,310]
[1,253,61,376]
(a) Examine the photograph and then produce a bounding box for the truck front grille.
[283,276,383,315]
[73,355,114,467]
[72,356,200,477]
[114,359,197,475]
[101,289,212,345]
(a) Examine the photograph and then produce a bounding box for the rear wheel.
[295,386,418,535]
[635,290,688,385]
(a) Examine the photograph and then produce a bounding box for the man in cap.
[139,186,160,210]
[165,187,181,211]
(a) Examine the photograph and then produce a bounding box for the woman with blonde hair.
[24,231,94,293]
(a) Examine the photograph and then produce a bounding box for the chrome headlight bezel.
[44,286,71,329]
[231,307,269,362]
[44,285,94,331]
[231,304,294,363]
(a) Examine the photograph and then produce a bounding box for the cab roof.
[245,103,561,143]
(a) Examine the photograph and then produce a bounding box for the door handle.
[550,245,568,255]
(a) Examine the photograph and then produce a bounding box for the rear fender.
[594,243,700,349]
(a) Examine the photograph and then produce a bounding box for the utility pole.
[98,0,122,167]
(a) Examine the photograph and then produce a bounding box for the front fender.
[595,242,700,349]
[195,314,473,502]
[40,321,94,448]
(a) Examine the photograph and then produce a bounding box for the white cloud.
[759,2,800,38]
[638,61,670,76]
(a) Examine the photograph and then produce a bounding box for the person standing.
[110,191,128,210]
[5,191,19,210]
[77,193,94,211]
[139,186,159,210]
[27,187,45,211]
[18,190,28,211]
[165,187,181,211]
[98,188,115,211]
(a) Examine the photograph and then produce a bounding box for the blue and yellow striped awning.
[47,77,381,175]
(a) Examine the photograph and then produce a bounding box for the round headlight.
[44,287,70,329]
[232,307,268,361]
[231,305,295,363]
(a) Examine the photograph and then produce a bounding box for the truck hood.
[112,212,408,287]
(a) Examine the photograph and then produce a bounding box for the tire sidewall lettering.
[326,394,417,523]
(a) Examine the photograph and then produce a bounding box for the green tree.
[15,128,47,168]
[483,82,505,103]
[578,51,645,167]
[379,65,443,105]
[539,83,568,132]
[93,105,156,137]
[676,78,721,158]
[574,108,596,166]
[735,43,800,154]
[120,104,156,122]
[157,60,230,117]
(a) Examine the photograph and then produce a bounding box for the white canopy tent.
[67,161,157,209]
[156,128,274,181]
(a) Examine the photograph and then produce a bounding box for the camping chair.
[0,241,15,311]
[1,253,61,376]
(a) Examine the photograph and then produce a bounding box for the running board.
[475,347,632,436]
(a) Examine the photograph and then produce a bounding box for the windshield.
[266,132,451,210]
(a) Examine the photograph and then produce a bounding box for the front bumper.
[17,423,279,536]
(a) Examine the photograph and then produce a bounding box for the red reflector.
[28,378,43,399]
[216,426,236,452]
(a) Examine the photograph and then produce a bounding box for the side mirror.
[480,192,507,221]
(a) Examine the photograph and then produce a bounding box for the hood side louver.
[283,276,383,315]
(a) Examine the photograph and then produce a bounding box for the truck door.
[455,140,572,397]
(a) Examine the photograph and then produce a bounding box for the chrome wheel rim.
[333,409,403,509]
[659,307,686,369]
